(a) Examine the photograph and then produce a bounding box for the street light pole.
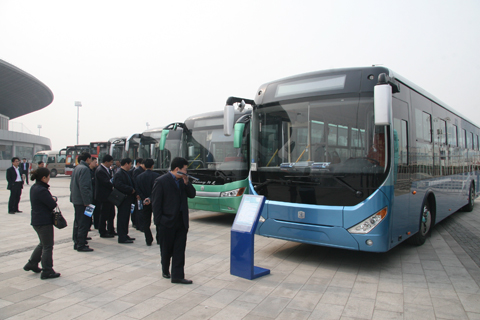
[75,101,82,144]
[37,124,42,136]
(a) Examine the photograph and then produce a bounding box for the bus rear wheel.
[50,169,57,178]
[408,200,433,246]
[462,182,475,212]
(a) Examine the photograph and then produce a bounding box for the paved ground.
[1,174,480,319]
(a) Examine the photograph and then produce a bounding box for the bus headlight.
[348,207,387,234]
[220,187,246,197]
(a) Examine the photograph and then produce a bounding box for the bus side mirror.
[125,141,130,152]
[234,123,245,148]
[224,105,235,136]
[159,130,169,150]
[374,74,392,125]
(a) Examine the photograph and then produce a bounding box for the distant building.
[0,59,53,169]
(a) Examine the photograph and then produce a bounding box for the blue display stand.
[230,195,270,280]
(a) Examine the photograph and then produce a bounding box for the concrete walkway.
[1,175,480,319]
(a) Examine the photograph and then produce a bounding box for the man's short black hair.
[136,158,143,164]
[121,158,132,166]
[170,157,188,171]
[22,158,26,160]
[102,154,114,163]
[144,158,154,169]
[80,152,91,161]
[38,161,44,165]
[11,157,19,163]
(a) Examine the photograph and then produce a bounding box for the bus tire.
[407,199,433,246]
[50,169,57,178]
[462,182,475,212]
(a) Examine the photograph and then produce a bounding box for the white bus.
[32,150,66,177]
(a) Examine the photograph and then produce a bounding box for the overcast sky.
[1,0,479,150]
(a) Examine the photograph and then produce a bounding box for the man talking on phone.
[152,157,196,284]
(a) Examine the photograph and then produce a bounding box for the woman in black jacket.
[23,168,60,279]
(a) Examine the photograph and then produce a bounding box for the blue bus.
[248,66,479,252]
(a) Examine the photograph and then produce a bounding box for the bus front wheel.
[408,200,433,246]
[50,169,57,178]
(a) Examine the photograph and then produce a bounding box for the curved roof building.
[0,59,54,120]
[0,59,53,169]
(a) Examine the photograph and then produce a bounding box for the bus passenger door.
[390,98,411,246]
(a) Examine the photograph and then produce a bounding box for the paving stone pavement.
[1,174,480,319]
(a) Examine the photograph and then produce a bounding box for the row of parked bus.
[34,66,480,253]
[33,98,253,215]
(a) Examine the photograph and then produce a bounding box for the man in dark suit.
[6,157,24,214]
[20,158,29,185]
[95,154,116,238]
[135,158,160,246]
[152,157,196,284]
[113,158,136,244]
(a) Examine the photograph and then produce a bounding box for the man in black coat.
[20,158,29,185]
[113,158,136,243]
[95,155,116,238]
[135,158,160,246]
[6,157,24,214]
[152,157,196,284]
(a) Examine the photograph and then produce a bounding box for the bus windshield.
[251,96,389,206]
[185,124,248,184]
[33,154,47,164]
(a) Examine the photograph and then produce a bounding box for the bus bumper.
[188,196,243,214]
[257,218,360,250]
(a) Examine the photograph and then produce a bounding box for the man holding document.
[70,152,95,252]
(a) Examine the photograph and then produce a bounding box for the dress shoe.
[127,236,136,241]
[100,234,114,238]
[16,211,23,213]
[77,246,94,252]
[162,273,171,279]
[86,237,92,240]
[146,242,152,246]
[118,239,134,244]
[8,212,15,214]
[23,261,42,273]
[171,278,193,284]
[41,271,61,280]
[109,231,118,236]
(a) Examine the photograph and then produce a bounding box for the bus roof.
[256,66,478,128]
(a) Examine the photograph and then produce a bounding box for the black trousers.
[143,204,159,245]
[72,204,90,248]
[99,201,116,236]
[135,203,145,231]
[117,198,132,242]
[8,182,22,212]
[92,199,100,229]
[30,224,54,273]
[158,220,188,279]
[22,172,29,184]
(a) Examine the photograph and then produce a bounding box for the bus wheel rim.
[421,205,431,236]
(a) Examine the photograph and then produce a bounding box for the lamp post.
[37,125,42,136]
[146,122,150,130]
[75,101,82,144]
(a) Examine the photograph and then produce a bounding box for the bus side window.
[47,156,55,164]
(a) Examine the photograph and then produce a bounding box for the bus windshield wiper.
[332,175,363,198]
[253,179,274,192]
